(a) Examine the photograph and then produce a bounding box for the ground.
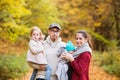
[89,61,119,80]
[22,60,120,80]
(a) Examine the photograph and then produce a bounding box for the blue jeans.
[45,65,52,80]
[30,65,52,80]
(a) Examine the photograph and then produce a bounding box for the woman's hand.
[61,53,74,62]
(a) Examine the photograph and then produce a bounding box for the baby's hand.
[61,53,74,62]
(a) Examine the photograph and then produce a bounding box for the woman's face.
[75,33,88,47]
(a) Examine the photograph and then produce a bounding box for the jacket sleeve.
[29,40,44,54]
[70,52,91,76]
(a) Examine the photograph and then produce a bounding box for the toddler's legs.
[45,65,52,80]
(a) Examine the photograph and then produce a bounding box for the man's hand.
[39,64,46,71]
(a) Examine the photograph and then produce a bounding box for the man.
[36,23,66,80]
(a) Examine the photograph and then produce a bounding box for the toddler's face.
[32,30,40,41]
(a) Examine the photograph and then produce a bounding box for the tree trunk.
[112,0,120,46]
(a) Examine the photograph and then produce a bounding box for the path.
[22,60,120,80]
[89,60,119,80]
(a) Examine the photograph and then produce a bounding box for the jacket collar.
[46,36,62,47]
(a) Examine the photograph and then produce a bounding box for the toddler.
[27,26,51,80]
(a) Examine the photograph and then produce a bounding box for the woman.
[61,30,93,80]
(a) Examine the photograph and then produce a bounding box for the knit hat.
[65,41,76,52]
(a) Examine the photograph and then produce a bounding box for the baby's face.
[68,51,74,54]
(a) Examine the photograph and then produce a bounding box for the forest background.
[0,0,120,79]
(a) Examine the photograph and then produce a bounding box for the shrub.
[0,53,29,79]
[101,50,120,77]
[103,63,120,77]
[92,51,103,66]
[93,50,120,77]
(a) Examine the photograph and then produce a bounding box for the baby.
[56,41,76,80]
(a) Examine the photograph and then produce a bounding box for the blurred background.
[0,0,120,80]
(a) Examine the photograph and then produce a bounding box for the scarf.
[72,42,92,58]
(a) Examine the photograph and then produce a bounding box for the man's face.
[48,27,61,42]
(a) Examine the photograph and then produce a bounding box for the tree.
[0,0,30,42]
[112,0,120,46]
[24,0,61,33]
[55,0,117,51]
[0,0,61,42]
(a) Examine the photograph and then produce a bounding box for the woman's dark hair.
[77,30,93,49]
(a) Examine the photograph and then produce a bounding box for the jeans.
[30,69,37,80]
[45,65,52,80]
[30,65,52,80]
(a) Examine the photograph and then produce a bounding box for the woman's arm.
[61,52,91,76]
[70,52,91,76]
